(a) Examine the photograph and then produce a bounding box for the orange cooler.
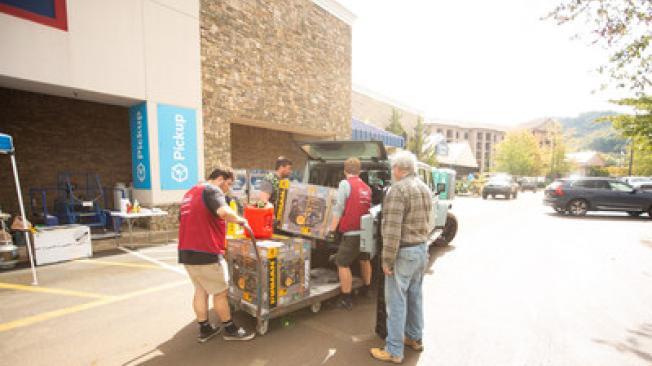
[244,206,274,239]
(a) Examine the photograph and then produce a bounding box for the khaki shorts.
[335,235,370,267]
[185,262,228,295]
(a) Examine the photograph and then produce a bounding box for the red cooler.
[244,206,274,239]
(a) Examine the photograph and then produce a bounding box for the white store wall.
[0,0,203,205]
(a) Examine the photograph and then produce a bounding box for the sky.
[338,0,631,126]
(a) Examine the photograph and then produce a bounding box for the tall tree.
[545,0,652,93]
[385,108,407,140]
[494,131,544,176]
[605,96,652,145]
[409,116,437,166]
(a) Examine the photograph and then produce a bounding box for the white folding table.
[110,210,170,246]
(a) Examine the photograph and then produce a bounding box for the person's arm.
[258,178,274,207]
[330,180,351,232]
[203,187,247,225]
[381,186,405,274]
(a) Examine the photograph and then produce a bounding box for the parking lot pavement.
[1,192,651,366]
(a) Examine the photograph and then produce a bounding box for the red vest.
[339,176,372,233]
[178,184,226,255]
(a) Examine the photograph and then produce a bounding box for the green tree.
[545,0,652,93]
[385,108,407,140]
[408,116,437,166]
[605,96,652,145]
[494,131,543,176]
[542,125,572,178]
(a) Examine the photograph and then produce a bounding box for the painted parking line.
[0,280,189,333]
[0,282,109,299]
[118,247,185,275]
[75,259,167,270]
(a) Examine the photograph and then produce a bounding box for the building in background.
[425,121,507,172]
[517,118,561,149]
[351,85,423,134]
[566,151,606,176]
[0,0,353,219]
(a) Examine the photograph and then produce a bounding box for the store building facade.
[0,0,353,216]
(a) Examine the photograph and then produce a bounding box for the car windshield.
[488,178,509,184]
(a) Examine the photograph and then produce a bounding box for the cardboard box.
[278,182,337,239]
[227,236,311,310]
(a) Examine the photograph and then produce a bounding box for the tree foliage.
[385,108,407,139]
[543,124,573,178]
[494,131,543,176]
[605,96,652,144]
[408,116,437,166]
[545,0,652,93]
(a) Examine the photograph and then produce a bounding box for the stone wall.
[230,124,308,171]
[0,88,132,216]
[200,0,352,173]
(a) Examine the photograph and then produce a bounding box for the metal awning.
[351,118,405,148]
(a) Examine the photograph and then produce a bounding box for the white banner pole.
[10,154,38,285]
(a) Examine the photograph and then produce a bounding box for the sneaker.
[336,296,353,310]
[369,348,402,364]
[197,325,221,343]
[404,337,424,352]
[223,326,255,341]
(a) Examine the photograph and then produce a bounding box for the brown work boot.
[369,348,402,364]
[404,337,424,352]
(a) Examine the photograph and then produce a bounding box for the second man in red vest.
[329,157,373,310]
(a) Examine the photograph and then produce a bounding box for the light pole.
[628,138,634,176]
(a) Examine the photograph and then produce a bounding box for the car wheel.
[567,199,588,216]
[506,193,511,200]
[482,193,487,199]
[647,207,652,218]
[627,211,643,217]
[434,212,458,246]
[513,191,518,199]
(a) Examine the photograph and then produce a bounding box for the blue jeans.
[384,244,428,358]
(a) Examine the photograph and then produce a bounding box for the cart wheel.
[310,302,322,313]
[257,320,269,335]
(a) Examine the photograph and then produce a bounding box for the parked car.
[482,175,519,199]
[518,177,538,192]
[544,177,652,217]
[416,162,458,246]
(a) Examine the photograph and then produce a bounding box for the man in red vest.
[329,157,373,310]
[178,167,255,343]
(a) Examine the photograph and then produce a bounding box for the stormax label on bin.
[158,103,198,190]
[129,102,151,189]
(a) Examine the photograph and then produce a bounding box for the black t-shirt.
[178,184,228,265]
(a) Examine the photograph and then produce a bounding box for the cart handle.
[242,224,264,333]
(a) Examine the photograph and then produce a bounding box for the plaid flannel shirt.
[381,174,432,269]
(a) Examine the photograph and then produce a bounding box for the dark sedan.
[482,176,518,199]
[544,177,652,217]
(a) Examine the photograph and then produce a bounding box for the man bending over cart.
[178,167,256,343]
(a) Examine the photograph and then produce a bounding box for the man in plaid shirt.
[370,151,432,363]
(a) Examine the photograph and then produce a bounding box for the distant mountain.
[557,111,627,154]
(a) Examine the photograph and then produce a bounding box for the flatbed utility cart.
[227,227,363,335]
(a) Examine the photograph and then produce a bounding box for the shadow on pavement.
[593,322,652,363]
[544,212,651,222]
[122,302,424,366]
[426,244,455,275]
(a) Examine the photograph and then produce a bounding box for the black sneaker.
[336,296,353,310]
[223,327,255,341]
[197,325,221,343]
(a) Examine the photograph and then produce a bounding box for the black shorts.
[335,235,370,267]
